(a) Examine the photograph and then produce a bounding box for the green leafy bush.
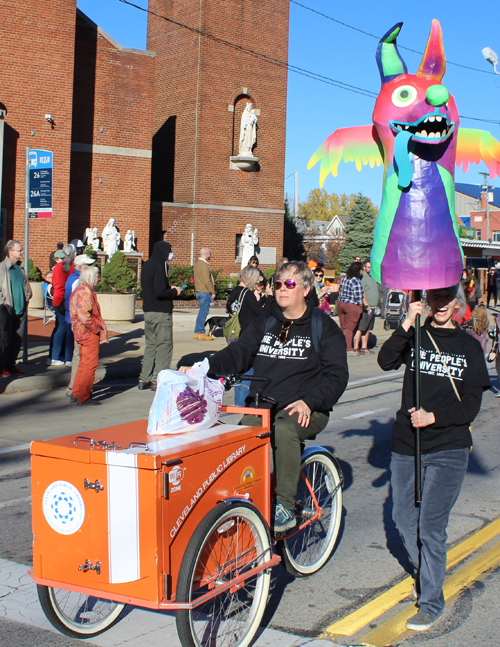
[167,265,232,300]
[28,259,42,281]
[83,244,98,261]
[96,251,135,293]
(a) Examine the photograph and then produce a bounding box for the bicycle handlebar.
[207,373,277,408]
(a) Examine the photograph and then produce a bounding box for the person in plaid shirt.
[337,262,364,354]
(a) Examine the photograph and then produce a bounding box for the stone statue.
[238,103,258,156]
[102,218,121,260]
[84,227,100,251]
[124,230,136,253]
[241,224,259,268]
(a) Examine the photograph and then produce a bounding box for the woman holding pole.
[378,285,490,632]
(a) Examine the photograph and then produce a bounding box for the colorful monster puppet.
[308,20,500,289]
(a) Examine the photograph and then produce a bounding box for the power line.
[290,0,496,76]
[118,0,377,98]
[117,0,499,126]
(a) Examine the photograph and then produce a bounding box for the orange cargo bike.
[30,377,344,647]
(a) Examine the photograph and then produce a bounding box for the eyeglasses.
[279,320,293,344]
[275,279,301,290]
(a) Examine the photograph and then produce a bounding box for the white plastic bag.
[147,358,224,435]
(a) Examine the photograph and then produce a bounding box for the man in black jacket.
[183,261,348,531]
[138,241,181,390]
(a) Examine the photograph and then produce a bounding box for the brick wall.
[0,0,77,270]
[148,0,289,273]
[69,12,155,261]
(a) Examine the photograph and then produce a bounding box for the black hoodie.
[378,318,491,455]
[209,300,348,411]
[141,241,178,313]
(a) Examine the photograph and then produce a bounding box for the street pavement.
[1,305,500,646]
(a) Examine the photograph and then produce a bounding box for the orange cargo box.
[31,413,271,609]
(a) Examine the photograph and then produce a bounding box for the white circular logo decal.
[43,481,85,535]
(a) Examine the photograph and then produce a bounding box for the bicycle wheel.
[280,450,343,577]
[176,501,272,647]
[37,585,125,638]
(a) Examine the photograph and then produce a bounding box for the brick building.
[147,0,288,273]
[0,0,288,275]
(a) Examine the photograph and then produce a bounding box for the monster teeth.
[396,124,402,130]
[418,130,428,138]
[436,115,443,122]
[429,116,436,122]
[428,132,437,139]
[404,125,409,130]
[424,117,429,124]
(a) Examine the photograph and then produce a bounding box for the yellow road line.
[325,517,500,637]
[360,539,500,647]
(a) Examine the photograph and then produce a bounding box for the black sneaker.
[138,379,151,390]
[406,610,441,631]
[69,395,77,404]
[77,398,101,406]
[272,503,296,532]
[151,381,157,392]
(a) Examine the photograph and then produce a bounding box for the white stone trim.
[160,202,284,214]
[71,143,152,158]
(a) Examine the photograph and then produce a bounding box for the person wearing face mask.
[193,247,215,341]
[138,241,181,391]
[378,285,490,632]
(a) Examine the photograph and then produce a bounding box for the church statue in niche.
[238,103,258,156]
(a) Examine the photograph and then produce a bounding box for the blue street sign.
[28,149,53,218]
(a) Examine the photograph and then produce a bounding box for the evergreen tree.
[283,197,305,261]
[338,193,376,272]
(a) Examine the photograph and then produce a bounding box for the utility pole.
[294,170,298,218]
[479,171,491,242]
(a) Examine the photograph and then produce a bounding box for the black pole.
[413,289,422,505]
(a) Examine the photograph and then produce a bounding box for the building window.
[493,232,500,242]
[235,234,243,259]
[476,230,482,240]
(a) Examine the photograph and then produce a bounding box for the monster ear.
[417,19,446,80]
[376,23,407,83]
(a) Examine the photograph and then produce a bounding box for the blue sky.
[77,0,500,208]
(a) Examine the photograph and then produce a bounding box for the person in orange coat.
[69,265,108,406]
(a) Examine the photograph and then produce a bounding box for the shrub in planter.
[96,251,135,293]
[168,265,195,299]
[28,259,42,281]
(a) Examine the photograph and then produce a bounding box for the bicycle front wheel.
[280,450,343,576]
[37,585,125,638]
[176,501,272,647]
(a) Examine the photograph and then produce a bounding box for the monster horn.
[376,23,407,84]
[417,19,446,80]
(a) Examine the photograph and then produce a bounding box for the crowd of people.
[0,239,107,405]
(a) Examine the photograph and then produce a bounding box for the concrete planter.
[96,293,136,322]
[29,281,44,309]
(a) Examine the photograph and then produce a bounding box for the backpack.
[223,288,248,340]
[264,307,323,356]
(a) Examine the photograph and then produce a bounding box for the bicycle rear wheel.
[280,449,343,576]
[37,585,125,638]
[176,501,271,647]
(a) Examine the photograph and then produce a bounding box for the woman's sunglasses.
[314,272,324,277]
[275,279,301,290]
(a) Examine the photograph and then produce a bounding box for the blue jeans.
[52,310,74,363]
[234,366,254,407]
[391,448,469,618]
[195,292,212,334]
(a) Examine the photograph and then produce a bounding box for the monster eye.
[391,85,417,108]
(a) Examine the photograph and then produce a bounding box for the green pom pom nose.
[426,84,449,106]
